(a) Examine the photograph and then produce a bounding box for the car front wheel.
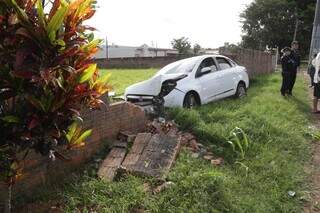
[235,82,247,98]
[183,92,200,108]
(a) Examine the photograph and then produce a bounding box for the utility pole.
[309,0,320,61]
[106,36,109,59]
[293,6,299,41]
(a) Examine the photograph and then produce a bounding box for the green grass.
[101,69,157,95]
[168,73,312,212]
[19,72,312,212]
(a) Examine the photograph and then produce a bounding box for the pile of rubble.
[97,118,223,182]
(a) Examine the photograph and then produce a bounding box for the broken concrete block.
[112,141,128,149]
[118,131,136,143]
[97,147,127,181]
[121,133,152,168]
[121,134,181,179]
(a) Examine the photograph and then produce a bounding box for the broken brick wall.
[0,102,147,204]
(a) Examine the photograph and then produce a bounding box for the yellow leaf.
[78,64,97,83]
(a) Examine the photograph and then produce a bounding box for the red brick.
[0,102,147,202]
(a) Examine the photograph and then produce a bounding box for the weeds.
[226,127,250,159]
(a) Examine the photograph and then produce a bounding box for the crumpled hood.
[125,73,186,97]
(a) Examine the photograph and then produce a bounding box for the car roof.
[169,54,232,66]
[189,54,229,60]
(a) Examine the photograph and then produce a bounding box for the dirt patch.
[303,72,320,212]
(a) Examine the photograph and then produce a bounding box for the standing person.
[288,41,301,95]
[313,53,320,113]
[281,47,296,96]
[308,54,317,87]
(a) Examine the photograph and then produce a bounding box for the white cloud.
[86,0,253,48]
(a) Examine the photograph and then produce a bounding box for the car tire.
[183,92,200,108]
[234,82,247,98]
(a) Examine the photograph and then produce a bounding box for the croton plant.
[0,0,110,186]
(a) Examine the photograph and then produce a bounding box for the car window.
[228,59,237,67]
[155,57,198,76]
[198,57,217,72]
[216,57,232,70]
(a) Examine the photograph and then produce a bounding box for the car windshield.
[155,58,198,75]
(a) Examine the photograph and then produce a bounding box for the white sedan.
[125,55,249,108]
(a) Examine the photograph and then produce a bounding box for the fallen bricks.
[120,133,181,179]
[98,118,223,181]
[97,147,127,181]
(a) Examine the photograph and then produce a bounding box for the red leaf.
[49,0,61,19]
[0,15,5,24]
[28,116,39,130]
[16,28,33,40]
[15,49,27,69]
[11,71,33,79]
[82,25,97,31]
[74,84,87,93]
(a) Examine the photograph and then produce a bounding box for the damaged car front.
[124,57,199,112]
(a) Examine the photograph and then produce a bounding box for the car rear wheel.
[235,82,247,98]
[183,92,200,108]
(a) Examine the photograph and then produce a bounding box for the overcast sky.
[86,0,253,48]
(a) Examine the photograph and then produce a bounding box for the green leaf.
[1,116,20,123]
[54,39,66,48]
[78,64,97,83]
[226,140,235,152]
[46,0,69,42]
[66,122,77,142]
[36,0,45,26]
[81,39,102,51]
[237,127,249,149]
[232,132,245,159]
[87,32,94,42]
[73,129,92,145]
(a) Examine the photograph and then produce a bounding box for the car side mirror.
[200,67,212,75]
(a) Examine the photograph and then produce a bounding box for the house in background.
[94,44,179,59]
[203,48,219,55]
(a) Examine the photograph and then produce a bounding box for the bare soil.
[304,72,320,212]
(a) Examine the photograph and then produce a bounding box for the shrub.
[0,0,109,211]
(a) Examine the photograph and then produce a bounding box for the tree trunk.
[4,184,12,213]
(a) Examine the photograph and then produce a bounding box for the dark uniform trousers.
[288,72,297,94]
[281,72,292,95]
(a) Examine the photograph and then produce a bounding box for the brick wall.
[219,48,277,77]
[0,102,147,204]
[96,50,276,78]
[96,55,191,69]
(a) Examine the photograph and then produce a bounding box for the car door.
[215,57,236,98]
[195,57,220,103]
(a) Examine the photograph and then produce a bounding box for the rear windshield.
[156,58,198,75]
